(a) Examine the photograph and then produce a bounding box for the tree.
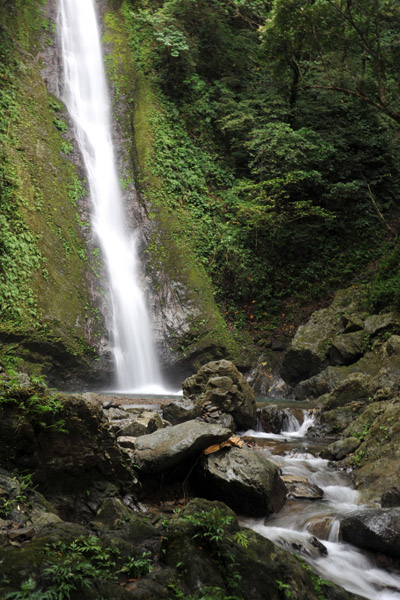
[262,0,400,123]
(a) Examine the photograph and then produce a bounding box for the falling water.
[58,0,163,392]
[242,408,400,600]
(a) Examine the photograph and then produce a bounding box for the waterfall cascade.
[58,0,163,392]
[243,406,400,600]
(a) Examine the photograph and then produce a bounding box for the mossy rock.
[161,499,360,600]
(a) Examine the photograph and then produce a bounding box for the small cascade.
[282,409,315,437]
[242,403,400,600]
[58,0,163,392]
[281,409,301,433]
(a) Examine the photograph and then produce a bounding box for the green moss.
[0,1,104,376]
[103,4,247,365]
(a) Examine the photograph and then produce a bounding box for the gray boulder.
[321,373,374,411]
[118,410,163,437]
[183,360,256,429]
[365,313,397,336]
[294,366,346,400]
[280,290,354,386]
[328,331,366,366]
[341,509,400,557]
[134,420,231,473]
[163,398,201,425]
[320,437,360,461]
[196,446,287,516]
[281,475,323,500]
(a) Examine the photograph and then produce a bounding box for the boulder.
[381,487,400,508]
[328,331,366,366]
[196,446,287,516]
[341,313,364,333]
[162,398,201,425]
[341,509,400,557]
[161,499,358,600]
[280,291,351,386]
[281,475,323,500]
[307,515,337,540]
[364,313,398,336]
[182,360,257,429]
[294,366,347,400]
[280,288,389,387]
[259,405,287,434]
[118,410,163,437]
[320,437,361,461]
[134,420,231,473]
[321,373,374,411]
[385,335,400,356]
[350,402,400,501]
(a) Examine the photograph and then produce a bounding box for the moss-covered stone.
[0,0,107,386]
[101,4,246,374]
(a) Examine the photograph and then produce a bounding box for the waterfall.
[58,0,163,392]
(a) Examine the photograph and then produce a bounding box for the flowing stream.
[58,0,163,393]
[243,412,400,600]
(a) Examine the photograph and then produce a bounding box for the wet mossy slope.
[102,2,246,372]
[0,0,105,385]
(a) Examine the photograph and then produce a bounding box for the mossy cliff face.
[0,0,110,387]
[100,1,246,381]
[0,0,244,388]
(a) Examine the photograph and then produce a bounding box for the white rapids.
[58,0,164,392]
[243,409,400,600]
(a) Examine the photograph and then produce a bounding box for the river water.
[58,0,163,392]
[242,413,400,600]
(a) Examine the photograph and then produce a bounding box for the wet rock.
[117,436,136,449]
[134,420,231,473]
[341,508,400,557]
[280,288,362,386]
[7,525,35,542]
[294,366,346,400]
[321,373,374,411]
[309,536,328,556]
[281,475,324,500]
[182,360,257,429]
[118,410,163,437]
[341,313,364,333]
[93,497,134,527]
[381,487,400,508]
[30,511,62,531]
[328,331,366,366]
[365,313,398,336]
[320,437,361,461]
[196,446,287,516]
[260,405,304,434]
[162,398,201,425]
[307,515,337,541]
[260,405,287,434]
[291,536,329,559]
[385,335,400,356]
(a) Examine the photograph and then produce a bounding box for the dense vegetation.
[122,0,400,334]
[0,0,106,379]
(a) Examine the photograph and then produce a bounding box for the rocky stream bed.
[0,350,400,600]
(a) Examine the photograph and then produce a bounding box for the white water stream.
[243,411,400,600]
[58,0,163,392]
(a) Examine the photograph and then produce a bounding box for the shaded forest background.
[121,0,400,338]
